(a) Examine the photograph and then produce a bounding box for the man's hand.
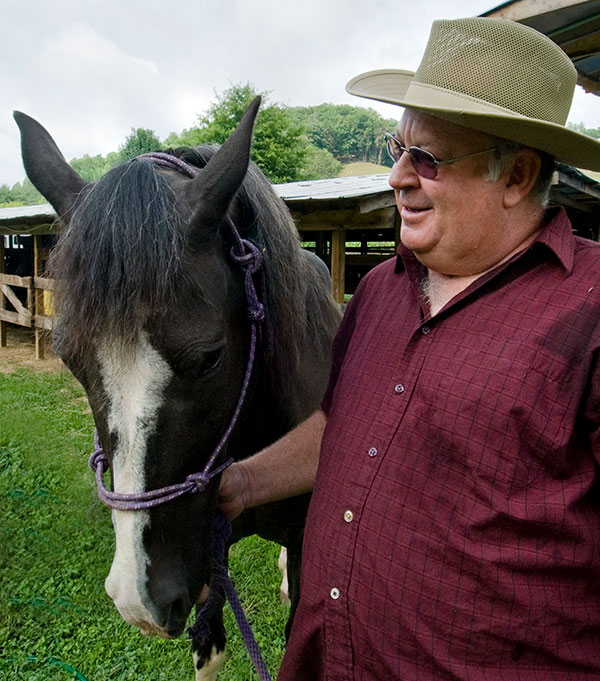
[218,462,250,521]
[216,409,325,520]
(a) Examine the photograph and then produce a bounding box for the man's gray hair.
[485,140,555,208]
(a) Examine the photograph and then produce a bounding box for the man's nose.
[389,153,420,191]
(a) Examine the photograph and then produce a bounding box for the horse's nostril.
[166,595,191,638]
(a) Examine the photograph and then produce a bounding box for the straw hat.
[346,17,600,170]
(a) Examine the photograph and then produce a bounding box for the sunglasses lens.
[409,148,437,179]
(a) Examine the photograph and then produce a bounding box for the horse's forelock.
[49,160,186,356]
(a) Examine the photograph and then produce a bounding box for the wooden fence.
[0,235,55,359]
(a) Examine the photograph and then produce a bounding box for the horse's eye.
[191,348,223,379]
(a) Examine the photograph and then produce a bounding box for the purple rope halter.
[88,152,272,681]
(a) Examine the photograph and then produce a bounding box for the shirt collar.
[394,207,575,276]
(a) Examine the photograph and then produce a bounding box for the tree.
[70,154,115,182]
[169,83,310,183]
[568,122,600,140]
[118,128,163,162]
[5,179,45,206]
[289,104,396,166]
[299,146,343,180]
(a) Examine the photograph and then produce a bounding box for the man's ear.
[503,148,542,208]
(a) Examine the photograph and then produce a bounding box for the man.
[220,17,600,680]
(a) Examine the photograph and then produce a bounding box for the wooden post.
[0,236,6,347]
[34,235,52,359]
[331,229,346,304]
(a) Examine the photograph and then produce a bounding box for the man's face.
[390,109,509,276]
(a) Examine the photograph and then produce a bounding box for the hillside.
[339,162,390,177]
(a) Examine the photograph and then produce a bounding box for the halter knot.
[248,303,266,322]
[229,239,263,274]
[186,471,210,493]
[89,443,108,473]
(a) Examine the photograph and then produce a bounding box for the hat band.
[404,81,534,121]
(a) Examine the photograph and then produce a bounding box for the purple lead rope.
[89,151,272,681]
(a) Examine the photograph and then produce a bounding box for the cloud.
[2,0,598,187]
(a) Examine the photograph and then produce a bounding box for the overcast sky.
[2,0,599,186]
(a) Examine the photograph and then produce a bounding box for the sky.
[2,0,599,186]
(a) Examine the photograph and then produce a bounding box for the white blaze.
[98,331,173,634]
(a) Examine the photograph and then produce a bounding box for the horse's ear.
[13,111,88,219]
[185,96,261,234]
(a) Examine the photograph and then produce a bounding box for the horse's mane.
[50,146,339,395]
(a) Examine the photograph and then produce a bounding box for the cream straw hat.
[346,17,600,170]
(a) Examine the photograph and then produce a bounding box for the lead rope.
[189,512,272,681]
[89,152,272,681]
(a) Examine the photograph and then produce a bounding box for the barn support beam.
[331,229,346,304]
[34,235,52,360]
[0,237,5,347]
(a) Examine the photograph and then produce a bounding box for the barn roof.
[482,0,600,95]
[273,174,392,202]
[0,203,57,235]
[1,166,599,236]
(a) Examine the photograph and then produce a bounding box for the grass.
[0,366,289,680]
[338,161,390,176]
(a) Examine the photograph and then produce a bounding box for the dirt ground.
[0,325,65,373]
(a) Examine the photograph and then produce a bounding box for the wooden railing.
[0,272,55,358]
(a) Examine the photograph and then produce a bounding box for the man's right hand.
[217,462,250,521]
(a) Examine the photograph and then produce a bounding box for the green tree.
[6,178,45,206]
[568,122,600,140]
[299,146,343,180]
[170,83,309,183]
[289,104,396,166]
[0,184,13,205]
[70,154,114,182]
[118,127,163,162]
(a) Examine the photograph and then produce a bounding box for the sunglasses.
[385,133,499,179]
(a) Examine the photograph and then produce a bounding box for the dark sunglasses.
[385,133,499,179]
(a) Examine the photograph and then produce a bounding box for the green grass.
[0,367,289,680]
[338,161,390,176]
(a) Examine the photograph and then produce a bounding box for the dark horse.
[15,99,341,679]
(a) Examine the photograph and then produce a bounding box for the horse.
[14,98,341,680]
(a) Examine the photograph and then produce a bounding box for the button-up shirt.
[278,208,600,680]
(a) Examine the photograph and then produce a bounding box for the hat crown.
[415,18,577,125]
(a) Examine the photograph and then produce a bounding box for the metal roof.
[0,203,57,235]
[273,174,392,203]
[1,167,599,236]
[482,0,600,94]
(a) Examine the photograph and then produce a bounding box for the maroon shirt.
[279,208,600,680]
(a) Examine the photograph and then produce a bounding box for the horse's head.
[14,101,262,638]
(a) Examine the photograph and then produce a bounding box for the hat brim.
[346,69,600,171]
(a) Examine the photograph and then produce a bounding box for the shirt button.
[330,587,340,600]
[394,383,405,394]
[421,325,431,335]
[368,447,378,457]
[344,510,354,523]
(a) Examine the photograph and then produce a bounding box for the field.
[0,330,289,680]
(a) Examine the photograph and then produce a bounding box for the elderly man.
[220,17,600,680]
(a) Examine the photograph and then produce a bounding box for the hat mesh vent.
[415,18,576,124]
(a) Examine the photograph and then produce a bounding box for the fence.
[0,235,55,359]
